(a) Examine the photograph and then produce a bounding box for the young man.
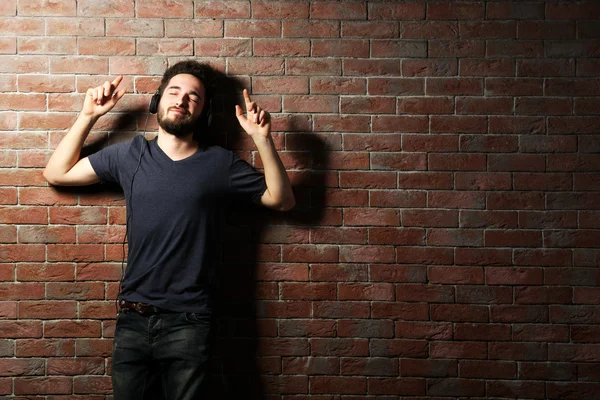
[43,61,295,399]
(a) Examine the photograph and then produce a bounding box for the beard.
[157,106,198,138]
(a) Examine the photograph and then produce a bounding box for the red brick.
[338,320,394,338]
[341,96,395,114]
[282,356,338,375]
[396,246,453,265]
[486,266,543,284]
[548,116,600,134]
[279,320,335,337]
[515,287,572,305]
[368,78,424,97]
[19,36,76,55]
[395,322,452,340]
[371,302,429,321]
[344,59,400,76]
[549,343,600,362]
[490,305,548,323]
[0,244,45,262]
[280,283,335,301]
[14,376,72,395]
[489,342,547,361]
[340,245,395,263]
[484,230,542,248]
[372,152,426,170]
[310,338,368,357]
[310,376,366,395]
[18,301,76,319]
[461,21,516,39]
[430,153,486,171]
[370,338,428,358]
[400,359,456,379]
[46,282,104,301]
[47,357,104,376]
[369,377,426,396]
[402,21,457,39]
[514,173,572,191]
[431,115,487,133]
[398,172,453,189]
[427,228,483,247]
[516,97,573,115]
[16,263,74,282]
[225,20,280,37]
[253,1,309,19]
[282,245,337,263]
[547,2,600,20]
[16,338,74,357]
[435,296,494,325]
[403,58,458,77]
[310,2,365,20]
[47,244,104,262]
[428,2,483,20]
[311,77,365,95]
[398,96,453,114]
[341,357,397,376]
[430,341,487,359]
[287,58,341,76]
[457,96,514,115]
[165,19,221,38]
[519,211,577,229]
[551,305,600,324]
[370,190,426,208]
[253,76,308,94]
[73,375,112,394]
[487,192,545,210]
[514,324,569,342]
[397,283,455,303]
[0,320,41,338]
[455,172,512,191]
[514,249,572,267]
[518,59,575,77]
[19,225,76,244]
[343,134,400,151]
[486,78,543,96]
[369,228,424,246]
[369,2,425,20]
[489,116,545,134]
[310,263,368,282]
[339,283,394,301]
[256,301,310,319]
[372,40,427,58]
[0,282,44,300]
[312,302,369,319]
[576,98,600,115]
[370,264,426,283]
[428,266,484,285]
[430,40,485,57]
[282,20,338,38]
[456,285,512,304]
[429,191,486,210]
[340,171,396,189]
[402,134,458,152]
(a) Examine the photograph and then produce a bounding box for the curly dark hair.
[158,60,215,106]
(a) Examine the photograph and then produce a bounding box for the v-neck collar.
[151,137,203,164]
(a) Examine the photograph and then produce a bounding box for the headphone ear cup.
[149,91,161,114]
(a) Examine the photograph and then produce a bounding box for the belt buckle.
[134,302,145,314]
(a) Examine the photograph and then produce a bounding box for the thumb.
[235,105,247,125]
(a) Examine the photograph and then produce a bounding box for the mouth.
[168,107,188,116]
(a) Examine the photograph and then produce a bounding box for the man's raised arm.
[43,76,125,186]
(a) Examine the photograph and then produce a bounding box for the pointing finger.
[243,88,252,105]
[111,75,123,89]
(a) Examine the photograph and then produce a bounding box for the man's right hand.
[82,75,126,119]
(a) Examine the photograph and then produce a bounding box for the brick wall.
[1,0,599,398]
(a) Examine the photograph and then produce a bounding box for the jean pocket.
[184,312,211,324]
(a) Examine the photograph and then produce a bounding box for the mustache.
[168,106,190,116]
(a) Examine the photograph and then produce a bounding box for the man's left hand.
[235,88,271,138]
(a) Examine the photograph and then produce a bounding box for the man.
[43,60,295,399]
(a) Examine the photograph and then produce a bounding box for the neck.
[156,129,199,161]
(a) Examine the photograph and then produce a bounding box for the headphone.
[149,89,213,129]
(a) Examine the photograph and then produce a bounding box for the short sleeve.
[229,153,267,204]
[88,139,132,185]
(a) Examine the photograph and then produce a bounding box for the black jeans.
[112,310,212,400]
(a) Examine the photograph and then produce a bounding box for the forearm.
[43,113,98,182]
[253,135,295,211]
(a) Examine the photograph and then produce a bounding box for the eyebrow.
[166,85,201,98]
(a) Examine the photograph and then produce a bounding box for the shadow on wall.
[55,69,328,399]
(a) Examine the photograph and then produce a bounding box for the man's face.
[157,73,206,137]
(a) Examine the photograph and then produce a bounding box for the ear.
[149,90,161,114]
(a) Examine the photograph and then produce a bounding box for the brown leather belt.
[118,300,174,316]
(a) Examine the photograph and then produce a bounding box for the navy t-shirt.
[88,135,267,313]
